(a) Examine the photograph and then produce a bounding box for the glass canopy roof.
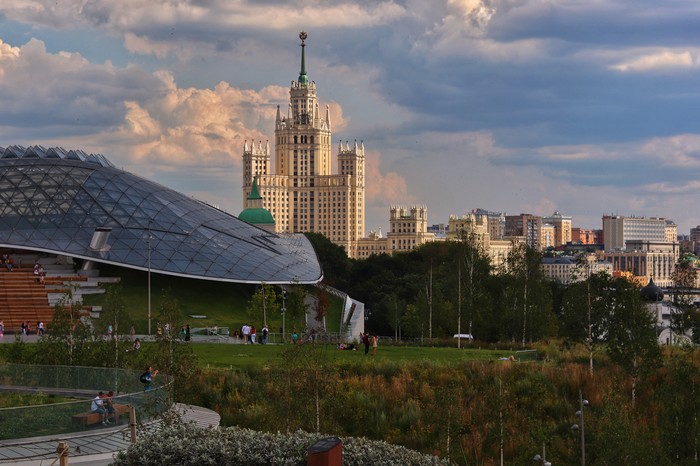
[0,145,322,284]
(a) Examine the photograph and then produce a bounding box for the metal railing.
[0,364,172,440]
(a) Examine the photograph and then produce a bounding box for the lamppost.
[533,442,551,466]
[571,390,589,466]
[280,287,286,344]
[262,284,266,328]
[147,221,152,336]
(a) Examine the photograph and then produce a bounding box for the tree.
[456,227,492,340]
[501,244,553,344]
[98,285,134,366]
[284,284,308,331]
[561,269,615,376]
[304,232,351,289]
[670,254,699,342]
[150,289,196,395]
[314,288,330,324]
[246,283,278,327]
[36,285,93,366]
[656,348,700,464]
[401,304,422,339]
[606,277,662,404]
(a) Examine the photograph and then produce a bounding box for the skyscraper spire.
[298,31,309,85]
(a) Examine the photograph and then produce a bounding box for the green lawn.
[191,342,515,370]
[84,265,344,335]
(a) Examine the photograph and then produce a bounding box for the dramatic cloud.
[2,0,700,233]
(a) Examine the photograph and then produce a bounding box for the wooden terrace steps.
[0,267,90,333]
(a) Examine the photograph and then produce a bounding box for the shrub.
[112,422,451,466]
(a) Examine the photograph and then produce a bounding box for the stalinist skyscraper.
[242,32,365,258]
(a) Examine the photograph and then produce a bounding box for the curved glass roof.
[0,145,322,284]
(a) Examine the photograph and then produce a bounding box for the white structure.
[603,215,677,251]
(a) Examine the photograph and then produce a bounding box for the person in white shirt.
[91,392,109,425]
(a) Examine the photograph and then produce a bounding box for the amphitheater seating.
[0,256,90,333]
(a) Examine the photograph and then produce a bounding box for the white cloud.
[0,39,20,80]
[364,150,412,205]
[640,134,700,168]
[611,50,696,72]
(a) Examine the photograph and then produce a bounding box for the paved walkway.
[0,403,220,465]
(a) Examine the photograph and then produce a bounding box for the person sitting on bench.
[101,391,116,422]
[91,391,110,425]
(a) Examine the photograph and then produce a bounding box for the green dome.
[239,207,275,225]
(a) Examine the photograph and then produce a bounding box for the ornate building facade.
[242,32,365,258]
[356,205,437,258]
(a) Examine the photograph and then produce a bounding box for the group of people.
[91,390,116,425]
[360,332,378,356]
[91,366,160,425]
[2,253,14,271]
[20,321,45,335]
[33,262,46,283]
[234,324,269,344]
[178,324,191,341]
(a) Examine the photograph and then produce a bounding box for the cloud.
[0,39,20,80]
[610,49,696,72]
[0,38,156,136]
[2,1,408,58]
[364,149,412,205]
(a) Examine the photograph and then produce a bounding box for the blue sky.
[1,0,699,234]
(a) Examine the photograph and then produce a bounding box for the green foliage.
[655,349,700,464]
[112,422,450,466]
[246,283,279,327]
[561,270,616,375]
[174,340,700,465]
[98,284,134,367]
[313,288,330,323]
[304,232,352,289]
[35,287,97,366]
[84,264,252,333]
[285,284,309,330]
[606,277,662,401]
[671,256,700,341]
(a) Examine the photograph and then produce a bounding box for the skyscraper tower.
[242,32,365,258]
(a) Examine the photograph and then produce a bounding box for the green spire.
[298,31,308,85]
[248,176,262,200]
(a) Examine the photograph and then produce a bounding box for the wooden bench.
[72,403,130,428]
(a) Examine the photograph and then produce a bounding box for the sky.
[0,0,700,235]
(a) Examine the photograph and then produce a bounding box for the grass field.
[190,342,515,370]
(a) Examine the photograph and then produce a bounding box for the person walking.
[371,334,378,356]
[362,332,370,355]
[261,325,268,344]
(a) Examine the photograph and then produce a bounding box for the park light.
[280,287,286,343]
[533,442,551,466]
[571,390,588,466]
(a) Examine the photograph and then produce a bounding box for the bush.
[112,422,451,466]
